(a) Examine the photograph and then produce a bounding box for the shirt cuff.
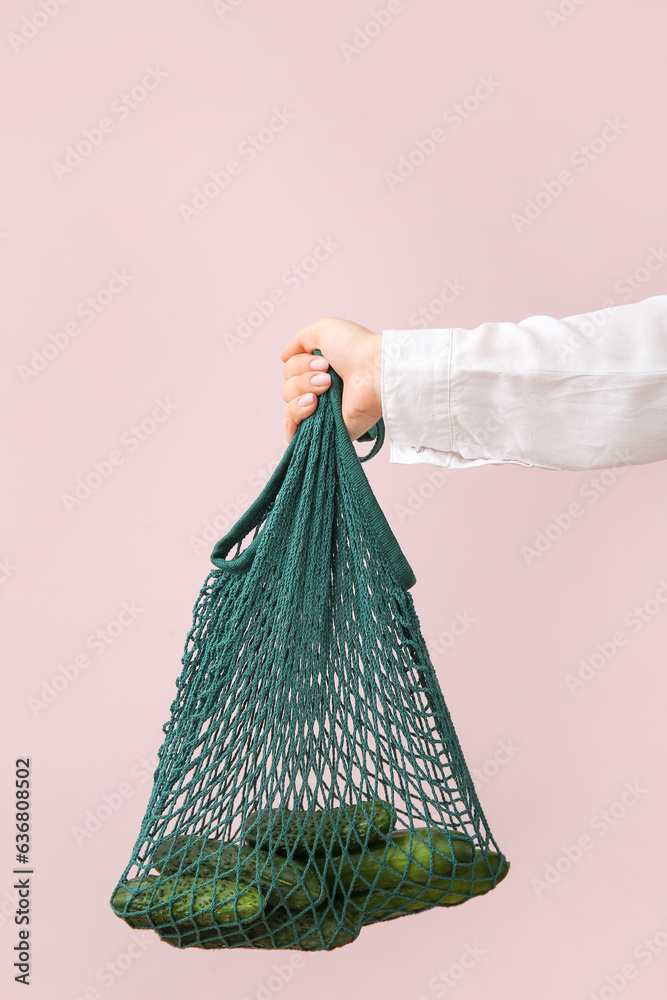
[381,328,453,463]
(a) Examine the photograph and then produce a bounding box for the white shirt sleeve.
[380,293,667,471]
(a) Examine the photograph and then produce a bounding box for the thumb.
[279,318,328,363]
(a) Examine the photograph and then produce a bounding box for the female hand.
[280,316,382,443]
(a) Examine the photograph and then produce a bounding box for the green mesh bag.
[109,349,510,951]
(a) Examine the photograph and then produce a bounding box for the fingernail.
[298,393,314,407]
[310,373,330,386]
[309,357,328,370]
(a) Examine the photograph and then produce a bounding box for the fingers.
[281,371,331,406]
[280,318,337,443]
[284,414,298,443]
[281,350,331,442]
[283,354,329,382]
[283,393,315,444]
[282,354,332,442]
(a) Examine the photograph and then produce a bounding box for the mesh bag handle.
[323,349,416,589]
[210,348,416,590]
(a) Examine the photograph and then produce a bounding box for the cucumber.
[425,852,510,895]
[160,902,358,952]
[323,827,474,894]
[436,893,468,907]
[155,849,507,948]
[152,836,220,874]
[151,836,323,910]
[344,886,454,925]
[451,850,509,882]
[111,874,262,930]
[243,799,396,858]
[342,851,510,924]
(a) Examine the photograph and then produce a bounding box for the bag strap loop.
[354,413,385,463]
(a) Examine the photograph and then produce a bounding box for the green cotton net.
[109,349,509,951]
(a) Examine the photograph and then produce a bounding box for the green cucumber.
[151,836,323,910]
[323,827,474,894]
[344,886,453,924]
[426,852,510,895]
[243,799,396,858]
[160,902,358,951]
[151,836,220,875]
[349,851,511,922]
[450,850,510,883]
[111,874,262,930]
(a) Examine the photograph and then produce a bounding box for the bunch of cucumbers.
[110,799,509,951]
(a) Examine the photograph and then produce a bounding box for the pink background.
[3,1,667,998]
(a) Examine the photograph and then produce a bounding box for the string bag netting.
[109,349,510,951]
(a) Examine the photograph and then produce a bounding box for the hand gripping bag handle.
[210,349,416,590]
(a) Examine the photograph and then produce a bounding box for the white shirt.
[381,293,667,471]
